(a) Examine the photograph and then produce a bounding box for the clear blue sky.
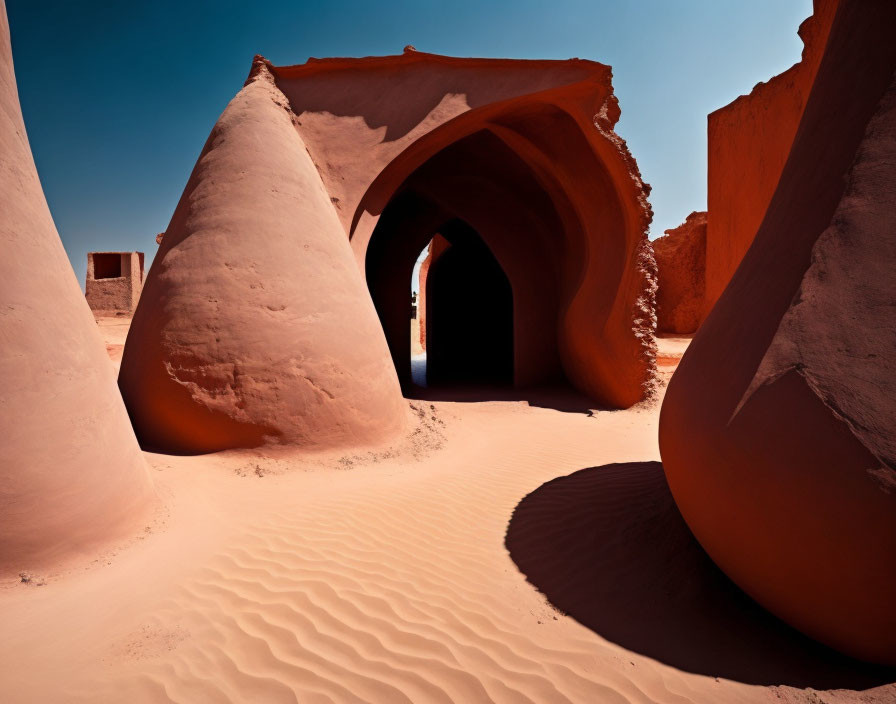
[7,0,811,288]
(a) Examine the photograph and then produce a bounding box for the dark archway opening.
[363,127,579,401]
[426,220,513,387]
[355,101,655,410]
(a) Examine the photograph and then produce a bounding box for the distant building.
[85,251,144,313]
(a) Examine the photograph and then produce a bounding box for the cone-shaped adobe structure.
[0,1,154,573]
[660,0,896,664]
[119,60,409,453]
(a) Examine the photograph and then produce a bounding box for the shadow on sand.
[505,461,895,689]
[407,382,603,416]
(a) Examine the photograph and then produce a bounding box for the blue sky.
[6,0,812,288]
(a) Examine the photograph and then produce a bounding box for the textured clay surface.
[660,0,896,665]
[653,211,706,334]
[298,50,658,403]
[704,0,839,317]
[120,60,408,454]
[0,1,154,575]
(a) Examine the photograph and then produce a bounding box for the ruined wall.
[704,0,840,316]
[289,51,656,405]
[85,251,144,313]
[269,49,606,243]
[653,211,706,334]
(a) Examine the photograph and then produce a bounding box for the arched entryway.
[425,220,513,387]
[363,127,564,395]
[354,101,655,408]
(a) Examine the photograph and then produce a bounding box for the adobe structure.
[652,211,706,334]
[85,250,144,313]
[654,0,839,335]
[120,48,657,454]
[703,0,840,317]
[0,4,154,574]
[660,0,896,665]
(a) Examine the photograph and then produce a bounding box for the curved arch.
[354,96,655,406]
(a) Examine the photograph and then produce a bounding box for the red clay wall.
[653,211,706,334]
[704,0,839,317]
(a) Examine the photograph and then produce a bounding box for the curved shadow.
[505,462,895,688]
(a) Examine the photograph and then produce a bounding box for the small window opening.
[93,253,122,279]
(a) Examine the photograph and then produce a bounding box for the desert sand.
[95,313,133,371]
[3,0,895,700]
[0,323,893,703]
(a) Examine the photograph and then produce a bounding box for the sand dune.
[0,331,893,702]
[95,314,132,371]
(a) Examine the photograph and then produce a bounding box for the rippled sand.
[1,330,892,703]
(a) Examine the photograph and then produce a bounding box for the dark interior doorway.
[92,253,122,279]
[365,199,515,393]
[425,220,513,387]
